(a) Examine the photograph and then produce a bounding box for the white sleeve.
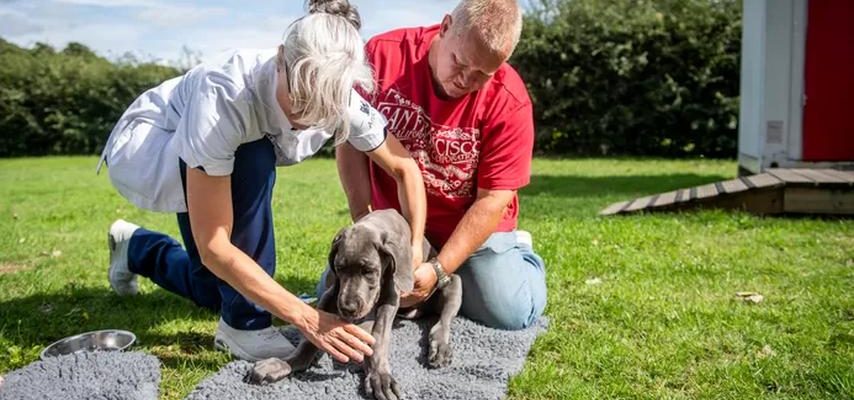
[346,90,387,152]
[173,73,249,176]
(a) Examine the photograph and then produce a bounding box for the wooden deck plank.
[817,169,854,184]
[599,200,630,216]
[801,169,850,184]
[652,191,678,207]
[676,188,692,202]
[720,178,749,194]
[624,196,655,212]
[695,183,718,199]
[788,168,846,184]
[768,168,815,184]
[744,173,783,189]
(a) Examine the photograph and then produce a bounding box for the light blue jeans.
[317,231,547,331]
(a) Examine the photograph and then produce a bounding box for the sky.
[0,0,504,65]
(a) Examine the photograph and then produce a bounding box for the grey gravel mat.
[186,317,548,400]
[0,351,160,400]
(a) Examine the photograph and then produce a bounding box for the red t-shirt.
[364,25,534,248]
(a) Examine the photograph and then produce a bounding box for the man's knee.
[456,248,547,331]
[465,301,539,331]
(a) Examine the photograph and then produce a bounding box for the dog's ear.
[378,235,414,294]
[326,228,346,286]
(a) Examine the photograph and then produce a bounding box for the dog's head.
[327,222,413,322]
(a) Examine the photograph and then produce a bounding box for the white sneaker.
[515,230,533,248]
[214,318,296,361]
[108,219,140,296]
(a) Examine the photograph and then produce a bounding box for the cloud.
[0,12,43,36]
[134,4,228,28]
[9,18,149,56]
[52,0,157,7]
[360,1,456,36]
[1,0,529,66]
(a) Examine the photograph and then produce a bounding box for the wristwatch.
[429,257,452,290]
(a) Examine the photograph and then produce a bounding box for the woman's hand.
[411,242,424,272]
[295,305,376,363]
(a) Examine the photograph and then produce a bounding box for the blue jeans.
[126,139,277,330]
[454,232,547,330]
[317,231,547,331]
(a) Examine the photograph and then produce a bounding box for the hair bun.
[307,0,361,30]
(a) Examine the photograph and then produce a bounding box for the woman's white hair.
[281,0,374,143]
[451,0,523,56]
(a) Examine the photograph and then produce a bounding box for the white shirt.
[100,49,387,212]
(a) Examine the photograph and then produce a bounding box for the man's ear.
[439,14,453,38]
[378,236,414,294]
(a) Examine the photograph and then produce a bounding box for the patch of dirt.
[0,262,31,275]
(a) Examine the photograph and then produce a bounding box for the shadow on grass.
[522,173,731,198]
[0,274,319,357]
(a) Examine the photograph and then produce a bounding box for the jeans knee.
[457,245,547,331]
[191,291,221,311]
[476,305,539,331]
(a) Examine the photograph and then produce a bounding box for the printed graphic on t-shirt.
[376,88,481,199]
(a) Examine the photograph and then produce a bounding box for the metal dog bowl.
[40,329,136,360]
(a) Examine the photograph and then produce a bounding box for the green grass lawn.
[0,156,851,399]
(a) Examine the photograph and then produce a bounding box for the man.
[337,0,546,330]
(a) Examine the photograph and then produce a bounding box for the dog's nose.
[339,297,363,317]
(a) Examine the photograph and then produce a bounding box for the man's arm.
[435,188,515,273]
[401,94,534,308]
[401,187,514,308]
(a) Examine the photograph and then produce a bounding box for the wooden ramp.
[600,168,854,216]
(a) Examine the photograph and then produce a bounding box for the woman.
[98,0,426,363]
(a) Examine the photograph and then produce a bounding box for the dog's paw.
[428,341,452,369]
[245,357,292,385]
[364,369,402,400]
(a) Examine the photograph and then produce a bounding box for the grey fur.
[246,209,464,399]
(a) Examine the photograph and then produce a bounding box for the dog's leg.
[428,274,462,368]
[246,284,339,385]
[364,283,401,400]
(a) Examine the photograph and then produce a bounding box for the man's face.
[430,15,508,98]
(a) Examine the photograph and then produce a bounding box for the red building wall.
[802,0,854,161]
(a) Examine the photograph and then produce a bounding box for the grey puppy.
[246,209,463,400]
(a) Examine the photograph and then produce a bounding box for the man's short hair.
[450,0,523,57]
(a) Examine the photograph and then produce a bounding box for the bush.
[0,39,179,156]
[511,0,742,157]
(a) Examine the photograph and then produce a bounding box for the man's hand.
[400,262,437,308]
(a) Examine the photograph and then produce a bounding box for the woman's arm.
[336,142,373,222]
[338,136,427,267]
[185,166,374,363]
